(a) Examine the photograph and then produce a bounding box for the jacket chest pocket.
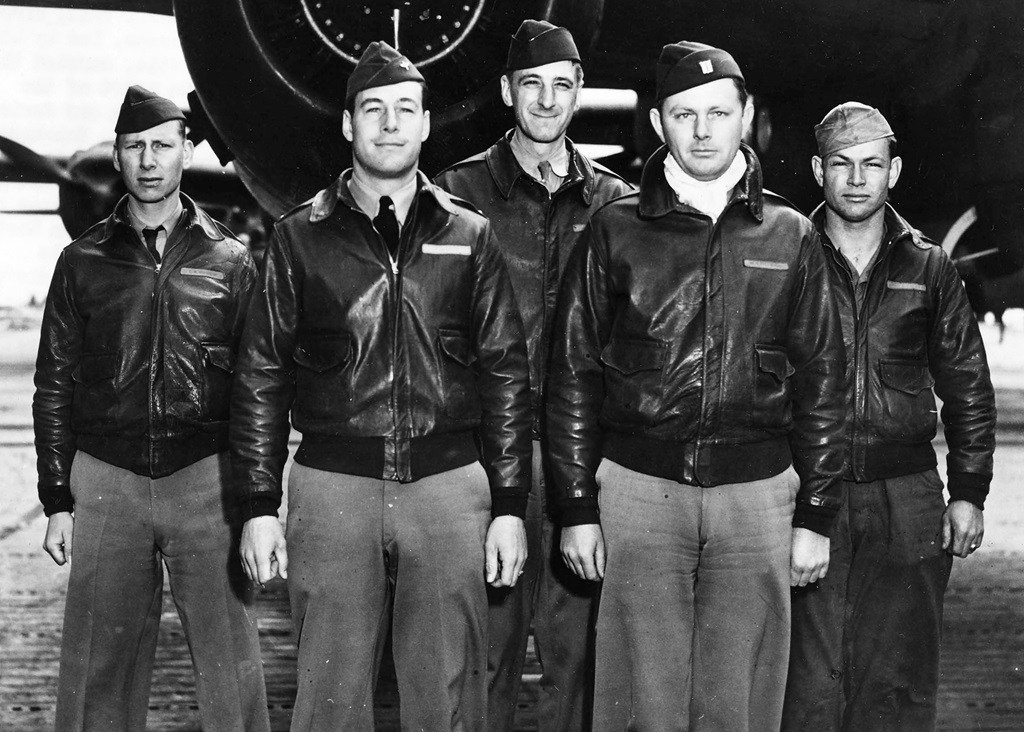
[71,351,120,432]
[438,330,481,421]
[197,342,235,422]
[752,345,795,428]
[874,359,936,441]
[293,335,354,422]
[600,339,667,426]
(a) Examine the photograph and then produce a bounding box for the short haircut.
[345,81,429,114]
[115,119,187,147]
[658,77,748,114]
[504,61,584,87]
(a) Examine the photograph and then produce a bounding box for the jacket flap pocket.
[293,336,351,373]
[755,345,795,382]
[879,360,933,394]
[601,339,667,375]
[438,330,474,367]
[201,343,234,373]
[72,352,118,385]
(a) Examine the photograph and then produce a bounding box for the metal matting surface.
[1,550,1021,731]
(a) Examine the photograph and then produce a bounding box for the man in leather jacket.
[546,42,847,731]
[782,103,996,732]
[231,43,532,732]
[33,87,268,731]
[434,20,632,732]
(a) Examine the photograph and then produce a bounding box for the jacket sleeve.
[929,252,996,508]
[229,225,299,521]
[32,251,82,516]
[471,224,533,519]
[786,229,849,536]
[546,223,612,527]
[228,246,259,353]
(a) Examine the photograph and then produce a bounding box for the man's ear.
[342,109,354,143]
[888,156,903,190]
[811,156,824,188]
[112,143,121,173]
[182,139,194,170]
[422,110,431,142]
[649,106,666,144]
[499,74,513,109]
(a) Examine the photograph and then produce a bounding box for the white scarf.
[663,150,747,222]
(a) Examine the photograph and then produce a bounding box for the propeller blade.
[0,135,73,185]
[0,208,61,215]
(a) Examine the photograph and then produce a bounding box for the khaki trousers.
[285,461,492,732]
[593,459,798,732]
[56,451,269,732]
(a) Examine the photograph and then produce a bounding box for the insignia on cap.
[399,60,409,69]
[700,60,714,74]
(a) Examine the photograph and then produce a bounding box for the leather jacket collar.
[99,193,224,244]
[811,201,928,263]
[309,169,461,223]
[638,143,764,223]
[483,132,595,205]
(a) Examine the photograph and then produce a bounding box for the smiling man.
[230,42,532,732]
[546,42,847,731]
[782,102,996,732]
[33,85,268,731]
[434,19,631,732]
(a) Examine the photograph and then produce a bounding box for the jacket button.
[831,669,843,680]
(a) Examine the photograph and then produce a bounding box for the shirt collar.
[637,143,764,222]
[346,170,419,227]
[309,170,461,224]
[125,197,184,235]
[102,194,222,244]
[509,129,570,181]
[811,201,924,271]
[484,131,594,203]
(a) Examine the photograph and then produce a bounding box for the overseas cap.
[114,85,185,135]
[815,102,895,158]
[656,41,744,101]
[506,19,580,71]
[345,41,425,109]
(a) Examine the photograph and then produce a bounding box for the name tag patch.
[743,259,789,271]
[886,280,926,291]
[422,243,471,256]
[180,267,225,280]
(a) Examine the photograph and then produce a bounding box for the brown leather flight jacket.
[813,203,995,507]
[434,134,633,437]
[33,195,257,516]
[547,145,848,536]
[230,173,532,522]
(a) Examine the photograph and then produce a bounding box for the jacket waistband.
[848,440,937,483]
[77,429,228,479]
[295,431,480,482]
[603,432,792,487]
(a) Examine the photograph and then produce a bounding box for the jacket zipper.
[370,217,402,478]
[694,203,736,480]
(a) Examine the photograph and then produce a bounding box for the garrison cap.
[345,41,425,109]
[114,85,185,135]
[815,102,895,158]
[655,41,744,101]
[506,19,580,71]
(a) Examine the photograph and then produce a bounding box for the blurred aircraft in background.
[2,0,1022,322]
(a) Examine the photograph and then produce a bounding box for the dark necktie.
[538,160,560,193]
[373,196,401,259]
[142,227,162,264]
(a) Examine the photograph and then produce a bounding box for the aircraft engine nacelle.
[174,0,604,217]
